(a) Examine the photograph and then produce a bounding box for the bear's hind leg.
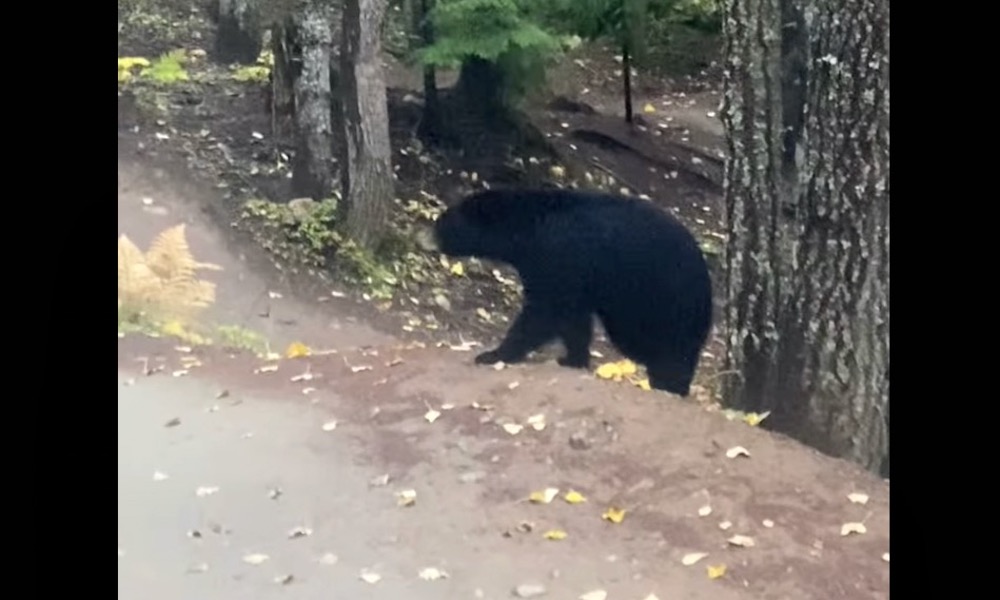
[475,302,560,366]
[556,312,593,369]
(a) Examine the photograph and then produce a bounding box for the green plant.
[214,325,270,354]
[419,0,566,102]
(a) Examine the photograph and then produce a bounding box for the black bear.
[434,187,713,396]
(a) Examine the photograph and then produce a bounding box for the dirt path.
[118,160,889,599]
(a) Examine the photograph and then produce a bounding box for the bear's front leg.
[475,302,559,365]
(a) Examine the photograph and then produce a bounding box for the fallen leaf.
[725,446,751,459]
[743,411,771,426]
[195,486,220,497]
[255,364,279,374]
[642,595,661,600]
[350,364,373,373]
[322,420,338,431]
[727,534,755,547]
[288,526,313,539]
[881,552,890,562]
[682,552,709,566]
[424,409,441,423]
[718,520,733,530]
[698,505,712,517]
[841,522,867,536]
[513,583,547,598]
[595,359,638,381]
[286,342,310,358]
[273,574,294,585]
[563,490,587,504]
[318,553,339,565]
[762,519,775,528]
[449,262,465,276]
[643,103,656,113]
[418,567,449,580]
[153,471,169,481]
[290,370,315,382]
[503,423,524,435]
[242,553,269,565]
[847,492,870,505]
[543,529,567,540]
[706,564,727,579]
[359,569,382,584]
[529,488,560,504]
[526,413,546,430]
[397,489,417,507]
[171,369,189,377]
[602,506,627,524]
[579,590,607,600]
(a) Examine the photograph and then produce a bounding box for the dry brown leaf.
[847,492,870,505]
[841,522,867,536]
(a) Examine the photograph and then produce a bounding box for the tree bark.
[290,1,336,200]
[214,0,263,64]
[340,0,395,249]
[720,0,890,472]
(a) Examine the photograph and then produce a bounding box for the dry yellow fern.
[118,224,222,322]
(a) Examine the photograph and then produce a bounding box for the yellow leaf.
[285,341,311,358]
[633,378,651,391]
[161,320,186,337]
[743,411,771,426]
[602,506,627,524]
[595,360,637,381]
[706,564,727,579]
[643,103,656,114]
[449,262,465,276]
[543,529,567,540]
[529,487,560,504]
[563,490,587,504]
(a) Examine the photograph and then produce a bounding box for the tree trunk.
[214,0,263,64]
[415,0,442,143]
[270,22,298,119]
[719,0,890,473]
[340,0,395,249]
[290,2,336,200]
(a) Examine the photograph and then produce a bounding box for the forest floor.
[118,4,889,598]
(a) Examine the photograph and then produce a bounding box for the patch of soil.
[119,334,890,600]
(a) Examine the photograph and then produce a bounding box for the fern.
[118,225,221,326]
[141,49,189,84]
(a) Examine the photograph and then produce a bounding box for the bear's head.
[434,190,537,262]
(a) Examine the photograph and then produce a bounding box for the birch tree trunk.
[340,0,395,249]
[290,2,336,200]
[720,0,890,472]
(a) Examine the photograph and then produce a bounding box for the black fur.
[435,188,713,396]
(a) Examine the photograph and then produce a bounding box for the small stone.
[513,582,548,597]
